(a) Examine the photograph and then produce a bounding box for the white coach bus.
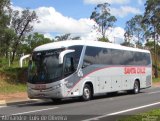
[27,40,152,101]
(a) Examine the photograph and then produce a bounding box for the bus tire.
[133,80,140,94]
[81,84,92,101]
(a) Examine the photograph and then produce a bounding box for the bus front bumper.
[27,87,63,99]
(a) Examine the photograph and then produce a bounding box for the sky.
[11,0,146,44]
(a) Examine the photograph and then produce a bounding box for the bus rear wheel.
[133,81,140,94]
[81,84,92,101]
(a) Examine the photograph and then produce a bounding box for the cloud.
[82,27,125,44]
[105,27,125,43]
[11,5,23,12]
[43,33,54,39]
[33,7,95,34]
[11,6,125,44]
[84,0,130,5]
[11,6,95,34]
[110,6,142,18]
[81,30,100,40]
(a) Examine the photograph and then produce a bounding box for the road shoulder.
[0,82,159,106]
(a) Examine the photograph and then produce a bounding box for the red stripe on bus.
[66,66,107,96]
[66,66,151,96]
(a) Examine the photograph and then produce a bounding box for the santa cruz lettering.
[124,67,145,74]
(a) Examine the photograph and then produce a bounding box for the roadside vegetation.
[153,77,160,83]
[119,109,160,121]
[0,80,26,94]
[0,57,28,94]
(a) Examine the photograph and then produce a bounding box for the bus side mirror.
[59,49,75,64]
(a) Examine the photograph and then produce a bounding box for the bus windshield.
[28,49,64,84]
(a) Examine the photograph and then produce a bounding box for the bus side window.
[64,56,75,76]
[82,61,91,68]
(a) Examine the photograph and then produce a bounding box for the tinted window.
[28,49,63,84]
[64,54,75,77]
[83,46,151,66]
[83,47,112,65]
[69,45,83,69]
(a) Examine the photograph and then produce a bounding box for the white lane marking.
[148,91,160,94]
[0,106,8,108]
[82,101,160,121]
[0,100,47,109]
[11,107,59,115]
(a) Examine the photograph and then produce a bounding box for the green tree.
[55,33,71,41]
[145,41,154,51]
[98,37,109,42]
[24,32,52,53]
[10,9,38,63]
[124,15,147,48]
[0,0,11,56]
[55,33,81,41]
[135,41,143,49]
[124,21,133,46]
[90,3,117,41]
[3,28,17,58]
[71,36,81,40]
[121,41,134,47]
[143,0,160,35]
[143,0,160,78]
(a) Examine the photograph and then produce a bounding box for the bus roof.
[34,40,150,53]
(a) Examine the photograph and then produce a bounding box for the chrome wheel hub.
[84,88,90,99]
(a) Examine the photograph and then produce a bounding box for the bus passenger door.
[63,53,79,97]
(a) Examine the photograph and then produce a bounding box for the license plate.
[35,84,46,90]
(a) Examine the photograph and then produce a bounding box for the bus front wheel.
[81,84,92,101]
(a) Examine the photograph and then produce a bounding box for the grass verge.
[152,78,160,83]
[119,109,160,121]
[0,82,27,94]
[0,61,28,94]
[0,75,27,94]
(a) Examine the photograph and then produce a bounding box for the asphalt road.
[0,87,160,121]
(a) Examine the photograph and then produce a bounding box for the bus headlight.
[53,84,62,90]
